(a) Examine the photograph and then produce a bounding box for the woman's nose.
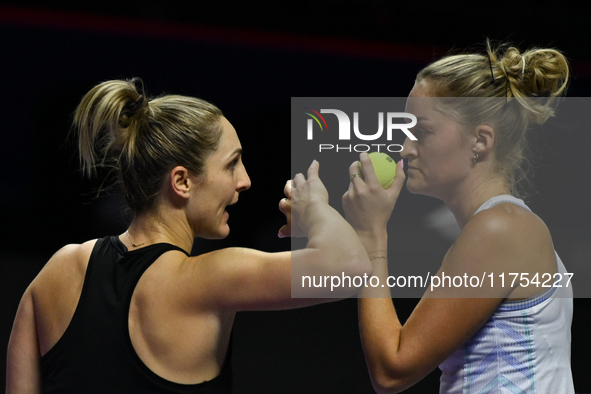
[400,137,417,159]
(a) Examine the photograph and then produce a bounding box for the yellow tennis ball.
[358,152,397,189]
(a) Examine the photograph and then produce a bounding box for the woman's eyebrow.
[416,116,432,122]
[227,148,243,159]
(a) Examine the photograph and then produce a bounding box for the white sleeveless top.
[438,195,574,394]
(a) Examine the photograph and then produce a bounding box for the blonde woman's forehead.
[409,80,432,97]
[406,81,434,114]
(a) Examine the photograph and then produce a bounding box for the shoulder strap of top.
[109,235,190,257]
[473,194,531,216]
[108,236,234,393]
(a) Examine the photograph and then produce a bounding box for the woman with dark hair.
[344,42,574,393]
[6,78,371,393]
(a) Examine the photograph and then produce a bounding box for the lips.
[224,199,238,215]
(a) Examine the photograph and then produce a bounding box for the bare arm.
[354,227,508,393]
[6,288,42,394]
[174,160,372,311]
[342,153,541,393]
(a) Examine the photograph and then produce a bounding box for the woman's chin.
[212,213,231,239]
[405,179,423,195]
[213,226,230,240]
[197,224,230,240]
[405,181,436,198]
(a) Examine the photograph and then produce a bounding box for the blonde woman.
[6,79,371,393]
[343,43,574,393]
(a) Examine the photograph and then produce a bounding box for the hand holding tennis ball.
[358,152,397,188]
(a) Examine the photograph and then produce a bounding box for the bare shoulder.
[7,239,101,389]
[178,247,290,287]
[37,240,97,272]
[465,202,552,258]
[194,246,287,264]
[480,201,548,228]
[29,240,99,355]
[440,202,555,298]
[31,240,98,291]
[169,247,301,311]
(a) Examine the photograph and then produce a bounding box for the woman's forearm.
[357,232,407,393]
[290,198,373,299]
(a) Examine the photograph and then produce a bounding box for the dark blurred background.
[1,1,590,392]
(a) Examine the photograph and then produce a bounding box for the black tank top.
[40,236,233,393]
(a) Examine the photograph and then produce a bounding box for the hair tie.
[119,95,145,127]
[488,53,495,84]
[130,77,146,97]
[127,77,147,116]
[126,95,146,116]
[521,55,526,77]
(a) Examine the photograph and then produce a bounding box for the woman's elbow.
[371,376,412,394]
[370,365,417,394]
[342,252,372,278]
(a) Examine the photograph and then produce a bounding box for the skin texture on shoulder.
[432,201,557,299]
[29,241,97,356]
[6,241,96,394]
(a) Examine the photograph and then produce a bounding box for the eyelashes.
[412,128,428,137]
[228,157,240,170]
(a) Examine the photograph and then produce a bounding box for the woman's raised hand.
[342,152,405,240]
[279,160,329,238]
[278,180,295,238]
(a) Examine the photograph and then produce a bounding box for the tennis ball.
[358,152,397,189]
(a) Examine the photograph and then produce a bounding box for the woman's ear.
[473,124,495,157]
[169,166,192,199]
